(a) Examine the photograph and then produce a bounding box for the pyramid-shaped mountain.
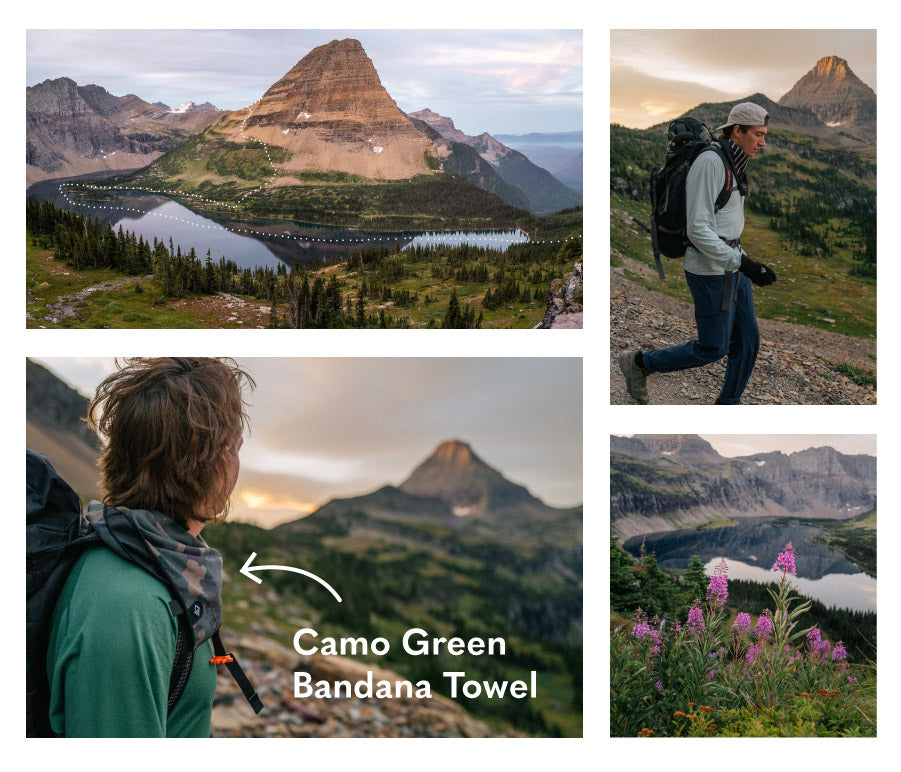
[398,439,537,516]
[229,38,430,179]
[778,56,876,129]
[128,39,534,225]
[277,440,581,546]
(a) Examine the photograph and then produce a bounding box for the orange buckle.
[210,654,235,665]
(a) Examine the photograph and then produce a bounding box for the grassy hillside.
[119,124,531,231]
[610,120,876,339]
[205,516,582,737]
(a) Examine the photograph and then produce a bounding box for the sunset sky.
[611,29,876,129]
[33,357,583,528]
[26,29,582,136]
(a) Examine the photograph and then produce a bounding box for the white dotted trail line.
[56,102,583,246]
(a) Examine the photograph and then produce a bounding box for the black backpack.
[645,117,739,279]
[26,449,262,737]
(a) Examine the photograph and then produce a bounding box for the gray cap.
[715,102,770,131]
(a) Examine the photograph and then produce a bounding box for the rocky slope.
[26,78,225,186]
[211,631,510,738]
[610,265,876,405]
[25,359,102,497]
[778,56,876,134]
[409,108,581,214]
[611,435,876,540]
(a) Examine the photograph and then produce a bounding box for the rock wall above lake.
[611,435,875,540]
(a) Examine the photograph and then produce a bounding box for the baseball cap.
[715,102,770,131]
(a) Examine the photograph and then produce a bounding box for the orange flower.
[687,714,698,721]
[707,725,717,732]
[801,692,814,699]
[638,728,655,737]
[699,705,713,713]
[673,711,687,718]
[687,702,695,708]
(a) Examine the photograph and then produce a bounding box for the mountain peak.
[400,440,535,516]
[431,439,476,468]
[778,56,875,128]
[813,55,850,78]
[233,37,429,179]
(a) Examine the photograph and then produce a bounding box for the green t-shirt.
[47,548,217,737]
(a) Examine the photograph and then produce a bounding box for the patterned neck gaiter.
[727,139,751,177]
[86,502,223,648]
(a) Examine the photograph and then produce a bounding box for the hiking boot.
[618,350,649,404]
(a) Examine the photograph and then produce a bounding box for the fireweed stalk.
[610,545,867,737]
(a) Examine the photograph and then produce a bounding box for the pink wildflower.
[753,610,773,640]
[687,599,705,635]
[732,612,751,633]
[833,642,848,662]
[772,542,796,576]
[706,558,729,606]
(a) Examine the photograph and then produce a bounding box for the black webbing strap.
[167,613,195,716]
[211,631,264,715]
[721,271,735,312]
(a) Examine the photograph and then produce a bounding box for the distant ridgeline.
[610,435,876,541]
[611,58,876,283]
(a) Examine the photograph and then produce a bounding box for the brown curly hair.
[88,358,255,528]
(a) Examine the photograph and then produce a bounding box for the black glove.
[740,254,777,286]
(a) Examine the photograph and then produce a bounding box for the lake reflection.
[28,175,529,270]
[704,558,875,612]
[623,518,875,612]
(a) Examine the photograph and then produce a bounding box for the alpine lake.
[623,517,876,612]
[28,173,530,270]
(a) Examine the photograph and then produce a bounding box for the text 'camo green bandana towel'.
[86,502,223,647]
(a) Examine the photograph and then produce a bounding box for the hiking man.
[619,102,777,404]
[45,358,254,736]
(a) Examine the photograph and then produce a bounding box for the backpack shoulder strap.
[166,599,196,716]
[210,631,264,715]
[704,141,736,212]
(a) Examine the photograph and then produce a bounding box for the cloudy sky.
[612,29,877,129]
[26,29,582,136]
[700,435,875,457]
[33,357,583,527]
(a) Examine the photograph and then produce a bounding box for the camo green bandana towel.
[86,502,222,648]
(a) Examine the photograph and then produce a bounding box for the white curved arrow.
[239,552,343,603]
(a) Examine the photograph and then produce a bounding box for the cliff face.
[611,435,875,539]
[26,77,225,186]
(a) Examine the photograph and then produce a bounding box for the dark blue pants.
[642,271,760,404]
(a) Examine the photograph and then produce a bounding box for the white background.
[11,0,892,766]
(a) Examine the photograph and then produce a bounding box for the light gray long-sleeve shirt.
[682,149,744,276]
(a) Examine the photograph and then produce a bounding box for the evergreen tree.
[442,289,462,328]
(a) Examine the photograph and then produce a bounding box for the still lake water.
[28,174,529,270]
[623,518,875,612]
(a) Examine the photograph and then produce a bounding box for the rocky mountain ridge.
[26,77,226,186]
[611,435,875,540]
[409,108,581,214]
